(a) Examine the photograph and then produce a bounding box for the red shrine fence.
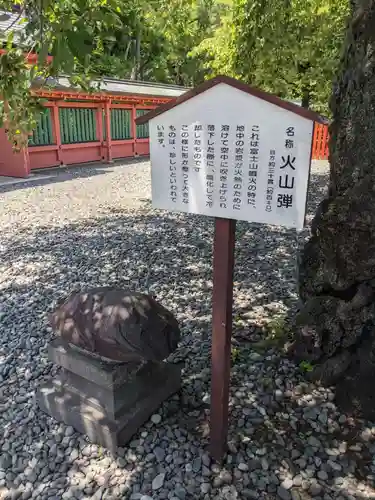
[0,103,330,179]
[312,123,329,160]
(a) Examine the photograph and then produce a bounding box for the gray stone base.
[37,340,182,452]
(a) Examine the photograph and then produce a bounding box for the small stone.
[202,466,211,477]
[238,463,249,472]
[202,454,211,467]
[24,470,37,483]
[327,460,342,471]
[256,447,267,456]
[213,476,223,488]
[217,470,233,485]
[0,453,12,470]
[318,412,328,425]
[349,444,362,452]
[242,490,258,500]
[314,456,322,468]
[1,442,10,452]
[326,447,340,456]
[174,486,186,500]
[223,485,239,499]
[200,483,210,494]
[152,473,165,490]
[202,393,210,404]
[295,458,307,469]
[228,442,238,454]
[309,483,322,496]
[275,389,284,401]
[317,470,328,481]
[339,442,347,454]
[293,475,303,487]
[223,470,233,483]
[65,426,75,437]
[291,491,301,500]
[307,436,321,448]
[151,414,162,424]
[70,449,79,461]
[281,478,293,490]
[192,457,202,473]
[277,486,292,500]
[82,446,91,457]
[261,458,269,471]
[153,446,165,462]
[185,463,193,473]
[247,459,261,471]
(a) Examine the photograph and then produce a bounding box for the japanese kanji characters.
[247,125,260,207]
[219,125,230,209]
[206,124,215,208]
[152,118,309,229]
[265,149,276,212]
[181,125,189,205]
[278,127,296,209]
[233,125,245,210]
[193,124,203,173]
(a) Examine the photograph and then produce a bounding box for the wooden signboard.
[136,75,327,461]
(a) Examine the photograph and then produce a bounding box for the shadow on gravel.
[2,165,371,499]
[0,157,147,195]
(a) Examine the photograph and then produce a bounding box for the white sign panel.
[149,83,314,230]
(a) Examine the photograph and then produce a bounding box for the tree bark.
[298,62,311,109]
[130,29,141,80]
[301,86,310,109]
[292,0,375,418]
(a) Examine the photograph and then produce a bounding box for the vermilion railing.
[312,123,329,160]
[1,91,331,178]
[27,100,157,171]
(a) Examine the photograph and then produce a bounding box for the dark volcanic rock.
[50,287,181,363]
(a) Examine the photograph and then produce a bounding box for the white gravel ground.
[0,159,375,500]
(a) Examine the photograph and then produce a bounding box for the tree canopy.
[0,0,349,146]
[195,0,350,113]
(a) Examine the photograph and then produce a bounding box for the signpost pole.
[209,217,236,461]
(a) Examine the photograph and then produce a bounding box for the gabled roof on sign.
[135,75,329,125]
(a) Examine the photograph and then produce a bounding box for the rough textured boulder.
[50,287,181,364]
[291,0,375,419]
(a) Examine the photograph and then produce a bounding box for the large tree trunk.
[130,29,141,81]
[292,0,375,419]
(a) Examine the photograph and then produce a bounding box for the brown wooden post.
[210,217,236,461]
[104,100,112,163]
[97,104,104,161]
[131,104,137,156]
[52,102,63,164]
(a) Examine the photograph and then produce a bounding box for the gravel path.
[0,159,374,500]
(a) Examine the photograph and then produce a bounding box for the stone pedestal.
[37,339,181,452]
